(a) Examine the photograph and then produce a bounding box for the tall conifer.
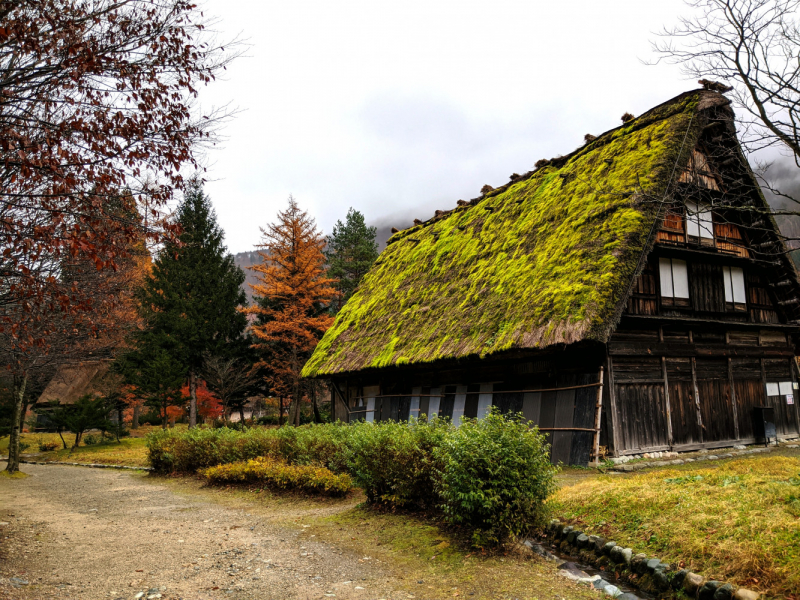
[127,178,247,427]
[246,196,336,426]
[325,208,379,313]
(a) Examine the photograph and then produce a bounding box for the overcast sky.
[196,0,709,253]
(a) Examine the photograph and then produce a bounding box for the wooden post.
[728,357,740,441]
[605,350,622,456]
[591,366,605,466]
[662,356,674,447]
[691,356,704,444]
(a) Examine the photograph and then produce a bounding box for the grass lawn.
[160,476,598,600]
[551,449,800,599]
[0,425,174,468]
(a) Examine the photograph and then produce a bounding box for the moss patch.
[0,470,29,479]
[305,92,710,376]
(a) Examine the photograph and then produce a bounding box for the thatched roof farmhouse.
[305,89,800,464]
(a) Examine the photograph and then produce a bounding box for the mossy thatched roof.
[303,90,732,377]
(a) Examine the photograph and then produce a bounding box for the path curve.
[0,462,395,600]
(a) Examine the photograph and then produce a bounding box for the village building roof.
[37,360,118,405]
[303,89,775,378]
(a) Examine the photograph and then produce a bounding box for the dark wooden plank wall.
[609,336,800,453]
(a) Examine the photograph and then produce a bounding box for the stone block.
[621,548,632,565]
[566,530,580,545]
[609,545,624,564]
[593,536,607,552]
[683,572,705,596]
[576,533,589,548]
[699,580,721,600]
[603,584,621,598]
[713,583,734,600]
[561,525,573,539]
[631,553,648,575]
[647,558,662,572]
[733,589,761,600]
[671,569,688,589]
[602,541,616,556]
[653,567,670,591]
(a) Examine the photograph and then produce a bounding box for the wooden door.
[695,358,736,443]
[666,358,702,446]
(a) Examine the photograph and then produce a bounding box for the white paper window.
[428,387,441,418]
[452,385,467,427]
[779,381,793,395]
[364,385,379,423]
[659,258,690,298]
[686,200,714,239]
[409,386,421,422]
[766,382,780,397]
[722,266,746,304]
[477,383,493,419]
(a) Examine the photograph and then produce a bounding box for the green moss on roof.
[304,91,720,377]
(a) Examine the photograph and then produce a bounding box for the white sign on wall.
[788,394,795,406]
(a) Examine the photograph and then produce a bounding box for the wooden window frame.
[658,257,691,309]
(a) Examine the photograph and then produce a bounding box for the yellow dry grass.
[551,454,800,599]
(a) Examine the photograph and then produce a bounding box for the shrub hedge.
[147,410,557,546]
[435,411,556,547]
[202,457,352,496]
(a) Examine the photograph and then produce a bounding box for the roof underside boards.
[303,91,731,378]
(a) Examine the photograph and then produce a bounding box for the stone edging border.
[541,519,761,600]
[19,459,153,472]
[610,443,798,472]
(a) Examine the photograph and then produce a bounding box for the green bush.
[435,409,557,547]
[146,415,558,546]
[344,418,450,507]
[202,457,352,496]
[38,440,60,452]
[83,434,100,445]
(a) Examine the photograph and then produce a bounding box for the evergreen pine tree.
[324,208,378,313]
[125,177,247,427]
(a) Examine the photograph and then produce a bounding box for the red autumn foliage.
[181,380,223,421]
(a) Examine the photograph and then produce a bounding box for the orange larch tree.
[244,197,336,426]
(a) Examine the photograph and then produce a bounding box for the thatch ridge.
[304,90,729,378]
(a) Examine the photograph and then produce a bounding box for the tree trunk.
[132,402,140,429]
[312,385,321,423]
[189,369,198,428]
[58,428,67,450]
[238,404,246,425]
[292,383,301,427]
[5,374,28,474]
[278,397,285,427]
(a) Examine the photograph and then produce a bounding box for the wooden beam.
[609,342,794,359]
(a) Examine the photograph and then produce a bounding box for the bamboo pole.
[591,367,605,466]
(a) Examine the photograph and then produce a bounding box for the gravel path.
[0,462,400,600]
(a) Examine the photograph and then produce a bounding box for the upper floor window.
[659,257,690,307]
[686,200,714,240]
[723,266,746,311]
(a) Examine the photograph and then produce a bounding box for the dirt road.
[0,462,400,600]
